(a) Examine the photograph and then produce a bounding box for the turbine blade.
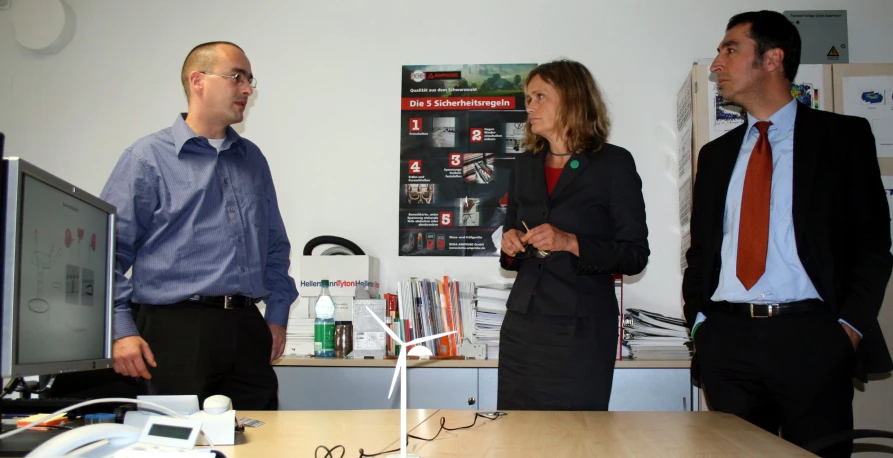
[388,350,405,399]
[407,330,457,346]
[365,306,402,344]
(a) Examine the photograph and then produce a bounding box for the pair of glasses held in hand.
[512,221,551,259]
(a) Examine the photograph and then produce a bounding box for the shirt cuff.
[263,301,290,328]
[838,319,862,338]
[691,312,707,338]
[113,309,139,341]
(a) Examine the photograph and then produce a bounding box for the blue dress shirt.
[712,99,821,304]
[101,114,299,340]
[693,100,858,336]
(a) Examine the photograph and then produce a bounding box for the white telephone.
[24,395,234,457]
[123,395,236,446]
[27,423,142,458]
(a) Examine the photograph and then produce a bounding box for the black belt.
[713,299,823,318]
[187,295,255,309]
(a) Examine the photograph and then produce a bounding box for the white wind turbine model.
[366,306,457,458]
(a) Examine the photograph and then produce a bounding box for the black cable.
[356,412,507,457]
[302,236,365,256]
[315,444,345,458]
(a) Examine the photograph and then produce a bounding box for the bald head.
[181,41,244,101]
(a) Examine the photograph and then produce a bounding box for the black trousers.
[136,301,278,410]
[696,309,855,458]
[497,310,618,410]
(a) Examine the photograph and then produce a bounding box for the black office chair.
[805,429,893,455]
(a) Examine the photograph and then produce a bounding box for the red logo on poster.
[470,128,483,142]
[448,153,462,168]
[409,118,423,132]
[408,160,422,175]
[439,212,453,226]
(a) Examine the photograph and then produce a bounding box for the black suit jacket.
[500,144,649,317]
[682,102,893,379]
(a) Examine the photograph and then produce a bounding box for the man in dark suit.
[683,10,892,458]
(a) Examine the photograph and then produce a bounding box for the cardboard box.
[298,255,380,321]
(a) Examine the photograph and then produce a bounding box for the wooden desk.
[212,410,437,457]
[213,410,815,457]
[406,410,815,457]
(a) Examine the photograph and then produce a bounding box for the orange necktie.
[737,121,773,290]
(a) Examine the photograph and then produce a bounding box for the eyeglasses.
[200,71,257,89]
[513,221,551,259]
[511,245,551,259]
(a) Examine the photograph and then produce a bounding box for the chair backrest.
[805,429,893,455]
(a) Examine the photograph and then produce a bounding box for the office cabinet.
[274,359,696,412]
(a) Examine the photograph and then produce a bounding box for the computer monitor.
[1,156,115,378]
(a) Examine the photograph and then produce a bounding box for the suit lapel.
[549,151,592,201]
[525,151,549,204]
[710,125,747,239]
[792,102,818,242]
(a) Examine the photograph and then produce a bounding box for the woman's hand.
[521,223,579,256]
[501,229,526,257]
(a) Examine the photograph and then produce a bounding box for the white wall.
[3,0,889,319]
[3,0,893,447]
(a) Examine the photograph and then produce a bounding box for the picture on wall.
[398,63,537,256]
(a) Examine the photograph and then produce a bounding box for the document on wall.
[791,64,826,111]
[708,64,827,141]
[708,79,746,141]
[678,121,693,229]
[842,76,893,157]
[399,63,536,257]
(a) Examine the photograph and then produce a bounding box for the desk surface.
[214,410,814,457]
[212,409,437,457]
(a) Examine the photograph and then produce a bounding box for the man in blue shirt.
[100,41,298,409]
[683,11,892,457]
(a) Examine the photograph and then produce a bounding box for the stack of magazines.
[474,283,511,360]
[622,308,692,360]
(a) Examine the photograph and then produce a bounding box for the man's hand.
[113,336,156,379]
[269,323,286,363]
[501,229,526,257]
[841,323,861,351]
[520,223,579,256]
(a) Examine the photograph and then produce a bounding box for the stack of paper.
[622,309,691,360]
[474,283,512,359]
[285,317,314,356]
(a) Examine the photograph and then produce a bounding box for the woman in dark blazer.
[498,60,649,410]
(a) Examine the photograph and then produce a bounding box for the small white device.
[135,395,200,416]
[123,395,236,446]
[137,416,203,449]
[458,342,487,359]
[202,395,232,415]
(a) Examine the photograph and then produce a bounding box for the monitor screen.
[2,157,115,377]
